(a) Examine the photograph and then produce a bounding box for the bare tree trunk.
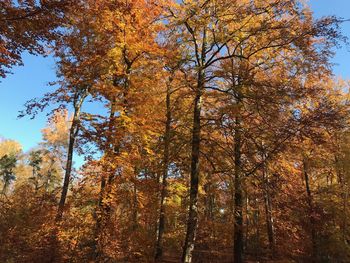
[132,177,138,230]
[182,69,204,263]
[262,153,275,257]
[182,20,208,262]
[155,78,172,261]
[303,158,317,262]
[334,152,348,244]
[50,89,87,263]
[343,188,348,243]
[233,112,244,263]
[55,120,77,221]
[244,194,249,252]
[253,198,260,260]
[204,173,214,221]
[230,48,245,263]
[56,90,87,221]
[264,184,275,256]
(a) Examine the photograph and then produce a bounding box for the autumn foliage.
[1,1,350,263]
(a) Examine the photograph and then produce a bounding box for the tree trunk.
[155,78,172,261]
[303,158,317,262]
[56,90,87,222]
[233,112,244,263]
[132,175,138,231]
[182,70,204,263]
[50,90,87,263]
[262,155,275,257]
[182,21,207,263]
[264,185,275,256]
[334,152,348,244]
[244,194,249,252]
[204,173,214,221]
[253,198,260,260]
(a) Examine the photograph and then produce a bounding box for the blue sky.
[309,0,350,77]
[0,54,57,150]
[0,0,350,154]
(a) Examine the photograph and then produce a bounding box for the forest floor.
[159,252,298,263]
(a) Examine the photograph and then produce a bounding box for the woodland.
[1,0,350,262]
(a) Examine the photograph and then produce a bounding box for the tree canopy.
[1,1,350,262]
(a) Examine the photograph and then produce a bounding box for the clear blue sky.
[310,0,350,77]
[0,53,57,151]
[0,0,350,154]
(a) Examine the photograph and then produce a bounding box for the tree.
[1,0,349,262]
[0,139,21,195]
[0,154,17,195]
[163,1,343,261]
[0,0,72,78]
[28,150,43,191]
